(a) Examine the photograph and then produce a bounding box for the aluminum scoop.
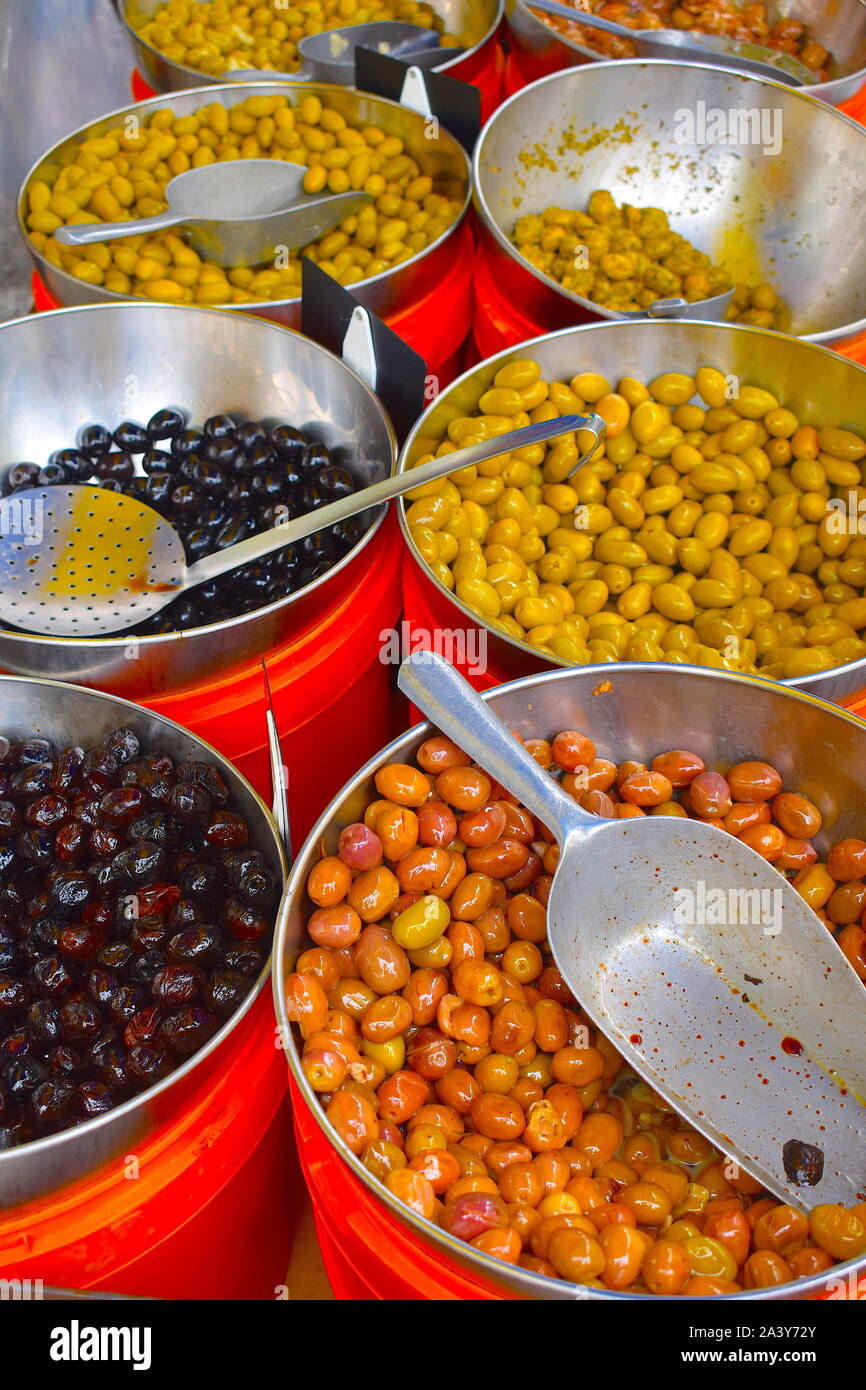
[398,650,866,1207]
[527,0,813,85]
[0,413,603,637]
[54,159,370,267]
[222,21,464,82]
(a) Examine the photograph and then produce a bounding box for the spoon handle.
[184,413,605,586]
[54,210,181,246]
[397,650,595,845]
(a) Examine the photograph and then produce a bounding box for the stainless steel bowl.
[473,60,866,350]
[274,661,866,1300]
[398,318,866,704]
[18,81,470,328]
[505,0,866,107]
[120,0,502,92]
[0,674,286,1208]
[0,302,396,696]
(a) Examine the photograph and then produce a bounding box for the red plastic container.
[0,989,292,1299]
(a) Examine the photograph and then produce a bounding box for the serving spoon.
[527,0,814,85]
[222,21,465,82]
[398,650,866,1206]
[0,414,602,637]
[54,159,370,267]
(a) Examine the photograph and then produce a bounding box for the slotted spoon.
[222,20,464,82]
[398,650,866,1206]
[54,159,371,267]
[527,0,813,85]
[0,413,602,637]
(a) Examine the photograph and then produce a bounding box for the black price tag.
[354,48,481,152]
[300,258,427,444]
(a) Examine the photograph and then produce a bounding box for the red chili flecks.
[781,1036,804,1057]
[630,1034,642,1046]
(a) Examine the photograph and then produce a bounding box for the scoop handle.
[397,651,594,845]
[525,1,629,36]
[184,413,605,586]
[54,210,181,246]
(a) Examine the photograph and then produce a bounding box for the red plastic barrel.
[0,989,292,1299]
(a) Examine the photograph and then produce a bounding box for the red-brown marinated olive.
[467,839,530,879]
[688,771,733,818]
[457,803,506,848]
[395,847,453,894]
[307,905,362,949]
[827,839,866,883]
[651,750,705,787]
[726,761,783,803]
[307,856,352,907]
[450,872,495,922]
[416,736,471,774]
[771,792,822,839]
[407,1027,459,1080]
[435,767,493,812]
[347,866,400,922]
[374,763,431,807]
[551,731,596,772]
[354,925,411,994]
[417,801,458,848]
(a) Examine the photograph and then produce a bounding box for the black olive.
[141,448,175,475]
[171,428,205,458]
[234,421,268,450]
[204,971,249,1017]
[214,516,255,549]
[6,462,41,490]
[202,435,240,468]
[112,421,150,454]
[79,1080,115,1116]
[140,471,174,508]
[251,470,286,501]
[147,407,185,440]
[105,728,139,766]
[79,424,113,457]
[192,460,227,495]
[17,740,53,766]
[227,480,254,507]
[270,424,305,463]
[37,462,67,487]
[51,449,93,482]
[303,443,332,471]
[169,482,201,513]
[182,527,215,564]
[96,452,136,484]
[317,464,356,498]
[203,414,236,439]
[180,860,224,900]
[113,842,167,887]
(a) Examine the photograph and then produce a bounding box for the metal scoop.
[222,21,464,82]
[398,650,866,1207]
[0,413,603,638]
[54,160,370,267]
[527,0,814,85]
[616,288,735,322]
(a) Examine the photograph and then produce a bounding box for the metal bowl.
[0,674,286,1208]
[274,660,866,1300]
[505,0,866,107]
[398,317,866,705]
[18,81,470,328]
[473,60,866,350]
[120,0,503,92]
[0,302,396,696]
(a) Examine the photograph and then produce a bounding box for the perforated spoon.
[398,650,866,1206]
[54,159,371,267]
[527,0,813,85]
[0,414,602,637]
